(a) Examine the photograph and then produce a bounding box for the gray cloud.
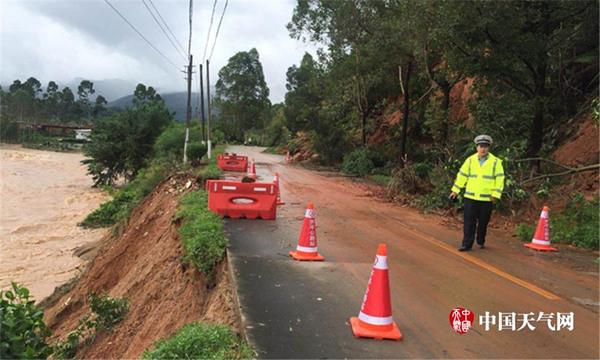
[1,0,317,102]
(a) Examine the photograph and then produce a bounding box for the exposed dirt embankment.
[43,174,239,359]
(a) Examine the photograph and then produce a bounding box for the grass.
[176,191,228,281]
[368,174,392,186]
[80,162,169,228]
[142,322,254,360]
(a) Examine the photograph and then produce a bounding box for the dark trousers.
[462,198,493,248]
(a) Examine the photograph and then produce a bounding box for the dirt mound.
[553,115,599,167]
[43,174,239,359]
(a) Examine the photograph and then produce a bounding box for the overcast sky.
[0,0,318,102]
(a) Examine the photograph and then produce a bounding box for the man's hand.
[449,192,457,200]
[491,197,497,204]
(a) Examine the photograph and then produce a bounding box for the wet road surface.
[223,146,599,359]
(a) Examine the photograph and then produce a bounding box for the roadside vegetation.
[53,293,129,359]
[142,322,253,360]
[0,282,128,359]
[516,194,599,250]
[175,190,227,283]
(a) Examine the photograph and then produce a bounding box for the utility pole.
[183,54,193,163]
[206,59,212,159]
[199,63,206,142]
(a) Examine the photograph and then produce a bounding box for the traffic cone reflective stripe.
[350,244,402,340]
[273,173,285,205]
[289,203,324,261]
[524,206,557,252]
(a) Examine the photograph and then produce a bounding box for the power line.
[141,0,187,61]
[147,0,188,56]
[202,0,218,63]
[103,0,179,71]
[208,0,228,61]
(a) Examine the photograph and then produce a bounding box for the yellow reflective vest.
[451,153,505,201]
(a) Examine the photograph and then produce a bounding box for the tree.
[43,81,60,121]
[214,48,271,141]
[284,53,322,133]
[445,0,598,159]
[133,83,162,107]
[77,80,95,120]
[93,95,108,118]
[82,101,173,186]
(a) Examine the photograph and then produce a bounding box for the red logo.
[450,307,474,334]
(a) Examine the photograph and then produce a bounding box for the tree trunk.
[527,58,548,172]
[441,85,451,144]
[399,58,413,167]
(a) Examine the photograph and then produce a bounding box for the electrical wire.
[202,0,218,63]
[208,0,228,61]
[141,0,187,61]
[103,0,179,70]
[147,0,188,56]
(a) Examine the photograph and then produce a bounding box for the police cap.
[474,134,493,146]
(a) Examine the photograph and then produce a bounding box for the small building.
[74,129,92,141]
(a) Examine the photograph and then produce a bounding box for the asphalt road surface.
[223,145,599,359]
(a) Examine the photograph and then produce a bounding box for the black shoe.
[458,246,471,252]
[479,244,485,249]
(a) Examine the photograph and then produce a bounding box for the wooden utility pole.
[206,59,212,159]
[183,54,193,163]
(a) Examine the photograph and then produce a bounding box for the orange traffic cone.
[247,159,256,179]
[289,203,324,261]
[350,243,402,340]
[524,206,557,252]
[273,172,285,205]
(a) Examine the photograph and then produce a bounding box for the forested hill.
[109,92,209,121]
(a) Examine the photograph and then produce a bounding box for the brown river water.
[0,145,109,301]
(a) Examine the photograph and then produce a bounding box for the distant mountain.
[108,92,211,121]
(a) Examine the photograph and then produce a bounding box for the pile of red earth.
[42,174,240,358]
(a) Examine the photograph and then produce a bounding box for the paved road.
[224,146,599,359]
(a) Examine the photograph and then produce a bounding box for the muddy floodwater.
[0,145,109,301]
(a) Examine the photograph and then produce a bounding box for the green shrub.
[154,123,203,162]
[413,162,433,179]
[341,148,375,176]
[198,164,222,183]
[0,283,53,360]
[552,194,599,249]
[515,223,535,242]
[187,142,207,164]
[88,293,129,331]
[54,293,129,359]
[176,191,228,281]
[142,322,253,360]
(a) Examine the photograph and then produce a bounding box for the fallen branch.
[520,164,600,185]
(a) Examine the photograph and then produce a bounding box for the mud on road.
[225,145,599,359]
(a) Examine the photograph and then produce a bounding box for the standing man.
[449,135,505,251]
